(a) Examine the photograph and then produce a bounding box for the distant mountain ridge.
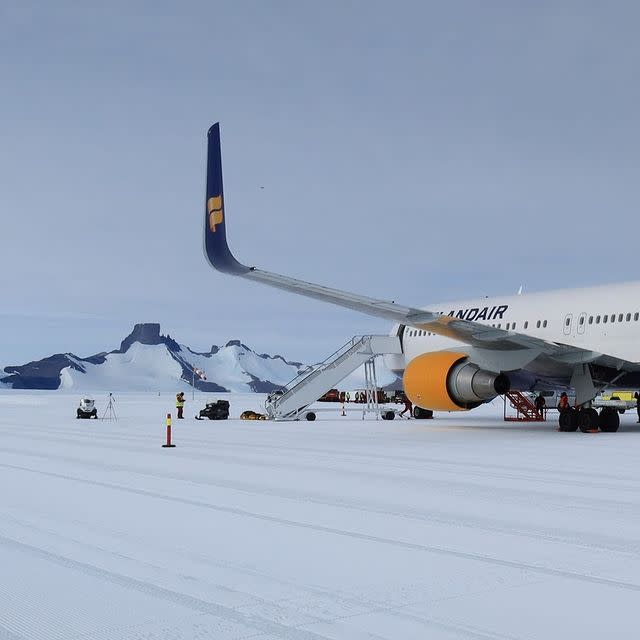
[0,323,309,393]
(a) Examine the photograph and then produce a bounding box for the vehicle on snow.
[196,399,230,420]
[77,398,98,419]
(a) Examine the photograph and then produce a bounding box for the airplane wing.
[202,123,622,369]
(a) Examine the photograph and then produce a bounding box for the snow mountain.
[1,323,310,393]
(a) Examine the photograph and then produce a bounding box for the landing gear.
[558,408,578,432]
[559,406,621,433]
[412,407,434,420]
[305,412,316,422]
[578,408,599,433]
[598,407,620,433]
[381,410,395,420]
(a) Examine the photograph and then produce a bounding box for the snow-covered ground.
[1,391,639,639]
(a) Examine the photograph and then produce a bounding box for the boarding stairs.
[265,335,402,421]
[503,391,545,422]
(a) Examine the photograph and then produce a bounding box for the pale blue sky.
[2,1,640,364]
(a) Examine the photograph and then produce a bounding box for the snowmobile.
[195,400,230,420]
[77,398,98,419]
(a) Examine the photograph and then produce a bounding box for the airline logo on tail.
[208,196,224,232]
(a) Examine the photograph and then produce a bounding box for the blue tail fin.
[204,123,250,275]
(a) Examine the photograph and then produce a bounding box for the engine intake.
[403,351,510,411]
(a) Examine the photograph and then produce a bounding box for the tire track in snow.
[3,438,639,519]
[3,511,519,640]
[0,533,336,640]
[0,521,518,640]
[2,443,638,556]
[0,528,517,640]
[3,461,640,595]
[6,423,640,490]
[0,624,27,640]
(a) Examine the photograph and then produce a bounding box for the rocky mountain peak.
[119,323,162,351]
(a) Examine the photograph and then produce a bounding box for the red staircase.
[503,391,545,422]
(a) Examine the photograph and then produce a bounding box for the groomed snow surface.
[1,391,639,640]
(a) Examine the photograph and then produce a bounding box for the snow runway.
[1,392,639,639]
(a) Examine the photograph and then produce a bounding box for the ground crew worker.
[346,392,351,403]
[557,392,570,412]
[399,393,413,418]
[534,393,546,418]
[176,392,185,419]
[635,391,640,423]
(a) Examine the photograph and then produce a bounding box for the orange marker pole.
[162,413,176,448]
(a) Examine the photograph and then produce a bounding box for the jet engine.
[403,351,510,411]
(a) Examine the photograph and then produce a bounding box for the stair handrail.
[269,335,370,398]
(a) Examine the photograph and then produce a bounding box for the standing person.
[557,392,570,412]
[635,391,640,423]
[346,391,351,403]
[399,393,413,418]
[534,393,546,419]
[176,392,185,419]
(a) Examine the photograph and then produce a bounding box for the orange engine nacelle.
[403,351,510,411]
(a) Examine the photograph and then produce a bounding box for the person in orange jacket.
[557,392,570,412]
[399,393,413,418]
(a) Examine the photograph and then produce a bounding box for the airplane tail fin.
[204,123,250,275]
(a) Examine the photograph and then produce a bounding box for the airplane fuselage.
[387,280,640,388]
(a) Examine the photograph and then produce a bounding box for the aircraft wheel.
[558,408,578,431]
[412,407,434,420]
[599,407,620,432]
[578,408,599,433]
[305,412,316,422]
[384,410,395,420]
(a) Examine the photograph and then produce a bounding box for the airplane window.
[635,313,639,321]
[627,313,631,322]
[506,323,510,330]
[596,316,601,324]
[579,317,584,325]
[513,322,517,330]
[536,320,541,328]
[588,316,593,324]
[524,321,528,329]
[565,318,570,326]
[543,320,548,328]
[498,324,501,329]
[619,314,624,322]
[604,315,608,323]
[611,315,616,323]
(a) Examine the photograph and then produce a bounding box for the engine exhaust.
[447,361,510,406]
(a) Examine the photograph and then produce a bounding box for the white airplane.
[203,123,640,433]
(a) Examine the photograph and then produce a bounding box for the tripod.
[101,393,118,420]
